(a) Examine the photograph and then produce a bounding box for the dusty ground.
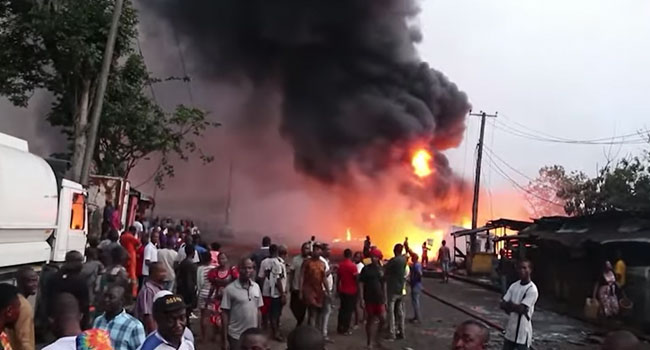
[192,277,604,350]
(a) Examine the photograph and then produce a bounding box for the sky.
[418,0,650,190]
[2,1,650,225]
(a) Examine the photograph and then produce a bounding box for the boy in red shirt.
[337,249,359,335]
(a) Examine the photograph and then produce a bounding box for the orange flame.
[411,149,433,178]
[346,227,352,241]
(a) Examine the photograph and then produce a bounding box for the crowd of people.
[0,219,645,350]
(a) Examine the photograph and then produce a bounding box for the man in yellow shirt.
[8,267,37,350]
[614,251,626,287]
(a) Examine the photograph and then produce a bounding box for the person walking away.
[318,244,334,342]
[500,259,538,350]
[363,236,371,259]
[93,285,145,350]
[99,230,122,266]
[288,243,310,326]
[100,247,130,297]
[259,245,287,341]
[421,241,429,269]
[196,251,215,343]
[207,253,238,343]
[352,251,365,328]
[452,320,489,350]
[157,241,178,292]
[80,248,104,313]
[614,251,626,288]
[221,258,263,350]
[176,245,198,323]
[8,268,37,350]
[210,243,221,267]
[409,254,423,324]
[384,244,407,341]
[359,248,385,349]
[136,234,148,290]
[337,249,358,335]
[287,326,325,350]
[46,251,90,329]
[0,284,22,350]
[252,237,271,286]
[593,261,620,318]
[140,294,194,350]
[299,244,327,329]
[133,216,144,235]
[239,328,269,350]
[142,233,159,285]
[135,263,167,334]
[119,226,141,297]
[438,240,452,283]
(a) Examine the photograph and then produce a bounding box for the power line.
[495,119,647,145]
[499,113,647,143]
[484,151,564,207]
[170,25,195,105]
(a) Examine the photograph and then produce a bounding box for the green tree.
[49,55,217,188]
[528,154,650,216]
[0,0,137,181]
[1,0,216,187]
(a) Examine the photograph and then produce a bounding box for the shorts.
[365,303,385,316]
[269,297,283,320]
[442,261,450,273]
[261,296,272,316]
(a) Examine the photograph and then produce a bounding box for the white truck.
[0,132,88,275]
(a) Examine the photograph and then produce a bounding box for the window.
[70,193,86,230]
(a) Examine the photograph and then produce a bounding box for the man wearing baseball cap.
[139,294,194,350]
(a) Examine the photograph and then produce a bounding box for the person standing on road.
[452,320,489,350]
[359,248,386,349]
[336,249,358,335]
[142,232,159,284]
[258,245,287,342]
[176,245,198,323]
[119,226,141,297]
[251,237,271,284]
[352,251,365,328]
[384,244,407,341]
[299,244,327,329]
[288,243,310,326]
[500,259,538,350]
[221,258,263,350]
[136,263,167,334]
[8,268,37,350]
[409,254,423,324]
[422,241,430,269]
[318,244,334,343]
[438,240,452,283]
[157,240,179,292]
[93,285,145,350]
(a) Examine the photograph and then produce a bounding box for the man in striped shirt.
[93,285,145,350]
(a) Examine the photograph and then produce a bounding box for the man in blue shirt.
[93,285,145,350]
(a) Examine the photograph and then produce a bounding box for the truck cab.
[0,132,87,272]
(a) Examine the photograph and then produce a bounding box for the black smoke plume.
[148,0,470,184]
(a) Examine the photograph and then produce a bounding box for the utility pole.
[80,0,125,185]
[469,110,497,252]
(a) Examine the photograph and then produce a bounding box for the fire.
[411,149,433,178]
[346,227,351,241]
